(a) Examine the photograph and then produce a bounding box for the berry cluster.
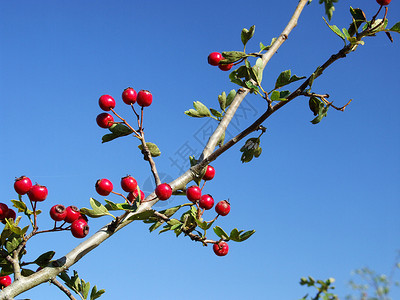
[185,165,231,256]
[12,176,89,239]
[96,87,153,129]
[208,52,233,71]
[95,176,145,204]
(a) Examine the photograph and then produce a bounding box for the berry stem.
[110,108,141,138]
[110,190,130,203]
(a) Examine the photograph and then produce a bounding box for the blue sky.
[0,0,399,299]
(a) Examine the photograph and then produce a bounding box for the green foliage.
[80,198,115,219]
[240,137,262,163]
[59,270,105,300]
[138,142,161,157]
[300,276,338,300]
[309,97,329,124]
[102,123,133,143]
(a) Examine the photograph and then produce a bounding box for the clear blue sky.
[1,0,399,299]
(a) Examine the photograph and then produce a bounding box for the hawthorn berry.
[218,62,233,71]
[376,0,391,5]
[121,176,138,193]
[71,219,89,238]
[203,165,215,181]
[136,90,153,107]
[96,113,114,128]
[215,200,230,216]
[0,275,12,288]
[122,87,137,105]
[208,52,222,66]
[186,185,202,202]
[199,194,214,210]
[155,183,172,201]
[50,204,67,222]
[95,178,113,196]
[213,241,229,256]
[98,94,116,111]
[4,209,16,221]
[64,206,81,223]
[14,176,32,195]
[127,189,145,202]
[27,184,48,202]
[0,203,9,220]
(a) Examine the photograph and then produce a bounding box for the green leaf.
[196,218,214,231]
[241,25,255,47]
[5,218,28,236]
[270,90,291,101]
[127,210,155,221]
[218,92,226,111]
[226,90,237,107]
[323,17,346,43]
[184,109,202,118]
[252,58,263,83]
[254,147,262,158]
[229,228,241,242]
[6,237,21,253]
[239,230,256,242]
[104,199,132,211]
[81,279,91,299]
[245,81,259,93]
[210,108,223,118]
[342,28,350,40]
[319,0,338,21]
[34,251,55,267]
[90,285,106,300]
[80,198,114,219]
[309,97,323,116]
[193,101,211,117]
[11,199,27,213]
[275,70,305,90]
[348,7,366,36]
[311,105,329,124]
[259,38,277,51]
[102,123,133,143]
[389,22,400,34]
[221,51,247,64]
[213,226,229,240]
[138,142,161,157]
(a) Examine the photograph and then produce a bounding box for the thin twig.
[50,278,78,300]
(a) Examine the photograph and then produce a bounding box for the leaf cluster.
[59,270,105,300]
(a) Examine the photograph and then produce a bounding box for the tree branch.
[50,278,78,300]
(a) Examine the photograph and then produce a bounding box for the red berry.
[218,62,233,71]
[0,203,9,220]
[127,189,145,202]
[199,194,214,210]
[122,87,137,105]
[213,241,229,256]
[155,183,172,201]
[14,176,32,195]
[96,113,114,128]
[64,206,81,223]
[98,94,116,111]
[208,52,222,66]
[203,165,215,181]
[0,275,12,288]
[50,204,67,222]
[5,209,16,221]
[121,176,138,193]
[215,200,230,216]
[27,184,48,202]
[71,219,89,238]
[136,90,153,107]
[376,0,391,5]
[186,186,202,202]
[95,178,113,196]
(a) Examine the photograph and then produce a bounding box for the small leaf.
[253,147,262,158]
[90,285,106,300]
[229,228,241,242]
[239,230,256,242]
[218,92,227,111]
[323,17,346,43]
[259,38,277,51]
[210,108,223,118]
[309,97,323,116]
[213,226,229,240]
[221,51,247,64]
[226,90,237,107]
[193,101,211,117]
[127,210,155,221]
[80,198,114,219]
[270,90,291,101]
[184,109,202,118]
[102,124,133,143]
[389,22,400,34]
[138,142,161,157]
[11,199,27,213]
[252,58,263,83]
[34,251,55,267]
[241,25,255,47]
